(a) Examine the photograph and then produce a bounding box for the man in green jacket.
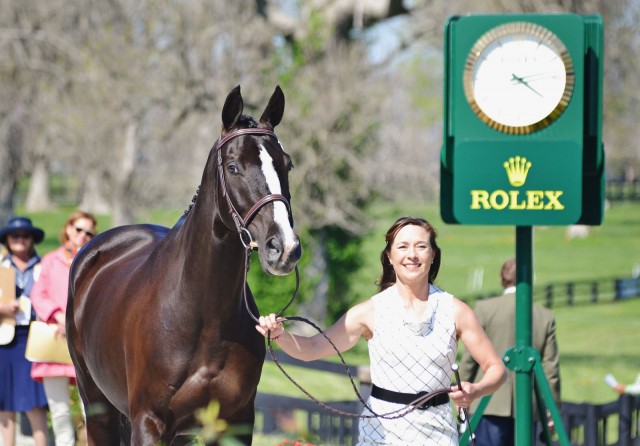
[459,258,560,446]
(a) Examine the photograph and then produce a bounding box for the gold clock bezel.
[463,21,575,135]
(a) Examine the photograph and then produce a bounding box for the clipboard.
[0,266,16,345]
[25,321,73,364]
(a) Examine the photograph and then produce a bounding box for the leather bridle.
[215,128,291,249]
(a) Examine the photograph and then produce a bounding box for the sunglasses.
[8,232,32,240]
[74,226,95,238]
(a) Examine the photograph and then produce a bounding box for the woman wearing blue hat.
[0,217,49,446]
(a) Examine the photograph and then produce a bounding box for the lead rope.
[266,314,452,420]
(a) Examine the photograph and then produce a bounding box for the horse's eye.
[227,162,239,174]
[288,160,294,172]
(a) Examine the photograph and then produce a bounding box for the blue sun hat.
[0,217,45,245]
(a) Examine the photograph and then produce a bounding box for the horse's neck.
[177,206,247,310]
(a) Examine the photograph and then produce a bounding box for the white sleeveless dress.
[357,284,458,445]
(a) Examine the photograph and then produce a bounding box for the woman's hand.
[0,300,19,317]
[613,383,626,395]
[448,381,476,409]
[53,311,66,338]
[256,313,285,340]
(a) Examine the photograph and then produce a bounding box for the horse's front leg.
[130,412,166,446]
[224,401,256,446]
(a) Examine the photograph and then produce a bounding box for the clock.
[463,21,575,134]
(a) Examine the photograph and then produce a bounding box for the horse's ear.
[221,85,244,131]
[259,85,285,128]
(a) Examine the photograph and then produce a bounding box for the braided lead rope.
[267,315,451,420]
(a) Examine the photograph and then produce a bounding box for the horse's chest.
[171,345,264,416]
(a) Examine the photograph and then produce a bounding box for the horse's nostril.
[266,236,283,260]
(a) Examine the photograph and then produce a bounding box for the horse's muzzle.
[262,234,301,275]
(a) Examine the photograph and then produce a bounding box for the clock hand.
[515,72,560,82]
[511,73,543,98]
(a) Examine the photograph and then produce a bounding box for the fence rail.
[465,276,640,309]
[607,179,640,202]
[560,395,640,446]
[256,351,640,445]
[256,359,640,446]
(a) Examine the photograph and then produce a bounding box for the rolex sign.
[446,140,582,225]
[441,14,604,226]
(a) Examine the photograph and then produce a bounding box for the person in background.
[30,211,97,446]
[612,374,640,395]
[0,217,49,446]
[257,216,507,445]
[459,258,560,446]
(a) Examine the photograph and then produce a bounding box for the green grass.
[553,297,640,403]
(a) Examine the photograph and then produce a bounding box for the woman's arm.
[256,299,374,361]
[450,298,507,408]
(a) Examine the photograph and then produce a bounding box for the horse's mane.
[184,186,200,216]
[183,115,260,217]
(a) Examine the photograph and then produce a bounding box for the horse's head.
[216,85,301,275]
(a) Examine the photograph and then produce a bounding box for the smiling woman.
[256,216,508,445]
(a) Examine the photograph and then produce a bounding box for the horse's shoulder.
[74,224,170,271]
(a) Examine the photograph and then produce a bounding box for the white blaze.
[258,145,297,249]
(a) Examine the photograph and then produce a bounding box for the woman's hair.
[376,216,441,292]
[60,210,97,244]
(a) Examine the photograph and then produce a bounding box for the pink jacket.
[30,245,76,383]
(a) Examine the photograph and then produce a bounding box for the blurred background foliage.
[3,0,640,327]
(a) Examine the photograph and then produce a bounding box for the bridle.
[215,127,299,323]
[215,128,291,248]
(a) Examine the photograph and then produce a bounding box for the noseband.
[215,128,291,248]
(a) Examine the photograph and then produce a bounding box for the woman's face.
[7,231,34,258]
[66,217,95,250]
[387,224,434,285]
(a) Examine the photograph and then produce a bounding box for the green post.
[515,226,533,445]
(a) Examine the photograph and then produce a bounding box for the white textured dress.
[357,284,458,445]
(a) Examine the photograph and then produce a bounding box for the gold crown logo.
[503,156,531,187]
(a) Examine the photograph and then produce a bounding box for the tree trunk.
[0,124,22,224]
[111,122,137,227]
[24,158,53,212]
[297,232,329,335]
[79,172,112,216]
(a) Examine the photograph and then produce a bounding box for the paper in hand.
[604,374,618,388]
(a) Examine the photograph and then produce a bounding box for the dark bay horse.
[66,86,301,445]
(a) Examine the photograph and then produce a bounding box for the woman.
[30,211,97,446]
[257,216,507,445]
[0,217,49,446]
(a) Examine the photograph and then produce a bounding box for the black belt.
[371,384,450,409]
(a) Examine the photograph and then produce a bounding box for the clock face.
[463,22,575,134]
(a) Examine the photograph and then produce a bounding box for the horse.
[66,85,301,445]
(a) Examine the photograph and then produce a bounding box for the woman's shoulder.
[429,283,457,304]
[41,246,65,260]
[370,285,399,305]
